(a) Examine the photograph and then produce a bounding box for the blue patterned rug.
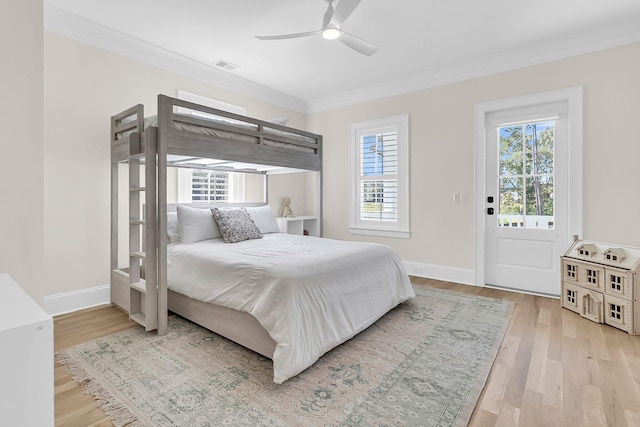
[56,287,513,426]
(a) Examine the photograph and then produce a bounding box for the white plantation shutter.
[350,115,410,238]
[359,132,398,222]
[191,170,229,202]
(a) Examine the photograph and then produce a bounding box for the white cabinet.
[276,216,318,236]
[0,274,53,426]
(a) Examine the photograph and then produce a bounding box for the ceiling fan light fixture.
[322,27,340,40]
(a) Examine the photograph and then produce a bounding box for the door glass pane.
[525,122,554,175]
[526,176,554,228]
[499,126,523,175]
[498,177,523,227]
[497,121,555,229]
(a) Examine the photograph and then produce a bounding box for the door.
[484,101,570,296]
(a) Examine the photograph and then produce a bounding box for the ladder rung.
[130,312,146,326]
[130,186,146,192]
[131,251,146,259]
[130,220,145,225]
[130,281,146,294]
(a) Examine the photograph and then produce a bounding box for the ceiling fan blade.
[322,1,335,28]
[255,30,321,40]
[331,0,362,25]
[339,30,378,56]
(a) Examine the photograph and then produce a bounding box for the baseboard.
[403,261,476,286]
[484,283,560,299]
[44,285,111,316]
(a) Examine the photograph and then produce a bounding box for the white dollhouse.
[561,239,640,334]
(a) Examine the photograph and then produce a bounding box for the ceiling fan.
[255,0,379,56]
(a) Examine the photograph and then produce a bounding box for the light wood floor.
[54,278,640,426]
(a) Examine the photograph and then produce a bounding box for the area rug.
[56,287,514,427]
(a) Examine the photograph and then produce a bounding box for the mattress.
[119,114,316,153]
[167,233,415,383]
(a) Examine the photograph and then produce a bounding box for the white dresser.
[561,240,639,335]
[0,274,53,426]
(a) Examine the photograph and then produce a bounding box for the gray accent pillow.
[212,207,263,243]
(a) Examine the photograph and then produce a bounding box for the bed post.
[317,135,323,237]
[110,116,118,301]
[157,95,169,335]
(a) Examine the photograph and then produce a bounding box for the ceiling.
[44,0,640,112]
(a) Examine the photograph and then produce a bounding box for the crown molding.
[44,3,308,113]
[44,3,640,115]
[306,23,640,113]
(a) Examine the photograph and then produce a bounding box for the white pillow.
[246,205,281,234]
[167,212,180,243]
[176,205,222,243]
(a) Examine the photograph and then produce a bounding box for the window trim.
[349,114,410,239]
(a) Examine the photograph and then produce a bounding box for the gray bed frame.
[110,94,322,348]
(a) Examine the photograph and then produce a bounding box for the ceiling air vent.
[213,59,239,71]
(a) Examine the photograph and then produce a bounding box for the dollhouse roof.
[603,247,626,261]
[575,243,597,256]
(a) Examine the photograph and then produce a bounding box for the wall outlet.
[452,192,460,202]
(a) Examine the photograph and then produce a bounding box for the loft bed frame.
[110,94,322,338]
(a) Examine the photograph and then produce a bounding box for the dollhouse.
[561,239,640,334]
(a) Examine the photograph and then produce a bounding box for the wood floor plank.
[477,361,509,415]
[494,403,520,427]
[54,279,640,426]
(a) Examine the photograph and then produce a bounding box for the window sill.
[349,227,411,239]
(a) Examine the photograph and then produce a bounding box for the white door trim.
[474,87,583,290]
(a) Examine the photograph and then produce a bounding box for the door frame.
[473,87,584,293]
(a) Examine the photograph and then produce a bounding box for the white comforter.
[167,233,414,384]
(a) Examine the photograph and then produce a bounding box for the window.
[609,303,622,321]
[610,274,622,292]
[350,114,409,238]
[191,170,229,202]
[497,120,555,229]
[177,169,246,203]
[566,289,576,305]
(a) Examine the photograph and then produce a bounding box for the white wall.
[268,172,316,218]
[42,28,640,298]
[309,42,640,273]
[0,0,45,304]
[44,32,310,296]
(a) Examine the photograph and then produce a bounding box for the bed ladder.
[128,131,158,331]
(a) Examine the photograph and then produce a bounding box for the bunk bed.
[110,95,414,383]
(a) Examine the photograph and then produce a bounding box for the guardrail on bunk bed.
[110,94,323,336]
[156,95,321,171]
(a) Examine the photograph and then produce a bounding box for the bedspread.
[167,233,414,383]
